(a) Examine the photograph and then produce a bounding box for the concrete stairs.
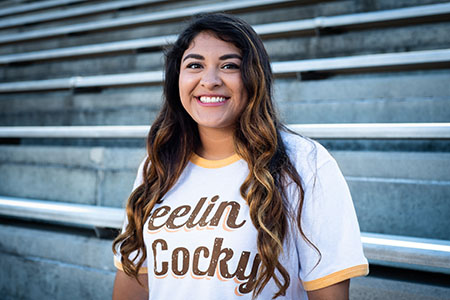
[0,0,449,299]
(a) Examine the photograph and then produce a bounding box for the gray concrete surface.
[0,51,165,82]
[1,145,449,239]
[1,0,449,298]
[334,151,450,181]
[350,276,450,300]
[0,223,115,271]
[2,0,448,54]
[275,70,450,124]
[1,70,449,126]
[0,0,213,37]
[350,179,450,240]
[0,252,115,300]
[3,21,450,82]
[0,145,146,207]
[0,222,115,300]
[338,151,450,239]
[1,223,449,300]
[0,87,163,126]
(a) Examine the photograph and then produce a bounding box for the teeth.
[199,96,227,103]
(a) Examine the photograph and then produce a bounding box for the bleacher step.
[0,0,448,298]
[0,144,449,239]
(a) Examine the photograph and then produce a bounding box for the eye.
[222,63,240,70]
[186,63,202,69]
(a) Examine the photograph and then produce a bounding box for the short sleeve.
[296,157,368,291]
[114,158,148,274]
[132,157,146,190]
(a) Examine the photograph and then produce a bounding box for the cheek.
[179,72,197,97]
[178,73,196,113]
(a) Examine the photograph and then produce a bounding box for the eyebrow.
[182,53,203,62]
[219,53,242,60]
[182,53,242,62]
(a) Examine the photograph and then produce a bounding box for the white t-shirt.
[115,132,368,299]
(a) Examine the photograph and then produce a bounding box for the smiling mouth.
[196,96,229,104]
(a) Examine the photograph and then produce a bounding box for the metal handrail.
[271,48,450,74]
[0,123,449,139]
[2,2,450,64]
[361,232,450,273]
[0,196,124,229]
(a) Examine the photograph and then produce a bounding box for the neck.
[197,126,235,160]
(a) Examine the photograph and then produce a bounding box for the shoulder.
[280,130,336,185]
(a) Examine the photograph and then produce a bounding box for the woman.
[113,13,368,300]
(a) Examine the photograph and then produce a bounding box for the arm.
[112,270,149,300]
[306,279,349,300]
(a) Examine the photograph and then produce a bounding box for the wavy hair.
[113,13,317,299]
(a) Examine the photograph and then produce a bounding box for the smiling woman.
[112,13,368,300]
[179,31,248,159]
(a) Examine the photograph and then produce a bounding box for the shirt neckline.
[190,153,241,169]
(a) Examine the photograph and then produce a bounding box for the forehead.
[183,31,241,56]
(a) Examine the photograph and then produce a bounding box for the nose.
[200,67,222,89]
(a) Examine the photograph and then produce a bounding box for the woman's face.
[179,31,248,132]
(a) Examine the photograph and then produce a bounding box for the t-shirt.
[114,132,369,299]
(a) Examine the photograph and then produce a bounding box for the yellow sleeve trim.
[303,264,369,291]
[114,257,148,274]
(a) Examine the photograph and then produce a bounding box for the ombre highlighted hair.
[113,13,317,299]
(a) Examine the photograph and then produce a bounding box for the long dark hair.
[113,13,316,299]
